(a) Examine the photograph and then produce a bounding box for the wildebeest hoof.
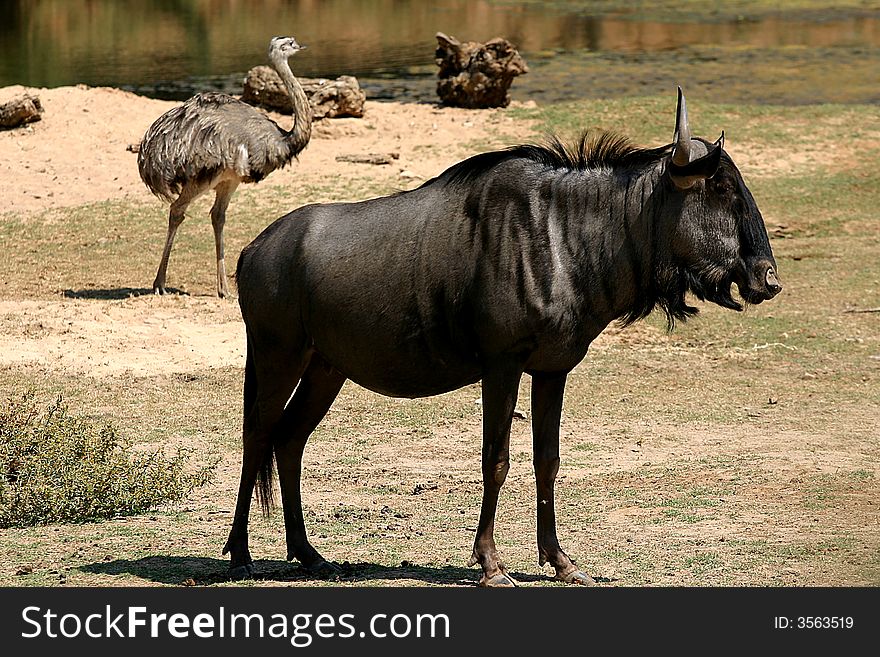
[556,569,596,586]
[228,563,255,580]
[479,572,518,587]
[305,559,341,579]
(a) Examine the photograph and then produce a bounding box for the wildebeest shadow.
[80,556,557,586]
[62,287,188,300]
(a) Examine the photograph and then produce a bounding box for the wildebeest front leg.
[274,354,346,577]
[531,372,595,585]
[468,361,524,587]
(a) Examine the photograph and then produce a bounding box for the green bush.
[0,392,216,527]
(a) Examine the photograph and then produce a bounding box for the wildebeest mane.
[431,131,673,188]
[429,131,693,328]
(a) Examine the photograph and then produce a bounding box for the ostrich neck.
[273,57,311,154]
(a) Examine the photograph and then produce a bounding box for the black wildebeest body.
[225,89,781,586]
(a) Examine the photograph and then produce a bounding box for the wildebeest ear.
[668,139,722,190]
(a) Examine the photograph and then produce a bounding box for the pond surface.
[1,0,879,104]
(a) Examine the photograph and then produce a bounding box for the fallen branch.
[843,307,880,314]
[335,152,399,165]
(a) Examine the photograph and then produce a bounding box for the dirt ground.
[0,85,877,587]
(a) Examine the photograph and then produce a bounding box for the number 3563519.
[798,617,854,629]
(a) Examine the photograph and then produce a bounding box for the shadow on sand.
[62,288,190,300]
[78,555,568,586]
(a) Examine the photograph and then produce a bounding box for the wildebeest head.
[663,87,781,314]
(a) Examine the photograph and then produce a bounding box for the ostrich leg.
[153,184,202,295]
[210,180,240,298]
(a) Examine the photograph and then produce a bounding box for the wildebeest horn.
[672,86,692,166]
[668,88,724,189]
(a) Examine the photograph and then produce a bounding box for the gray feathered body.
[138,92,298,201]
[138,35,309,298]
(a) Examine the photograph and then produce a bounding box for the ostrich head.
[269,36,306,64]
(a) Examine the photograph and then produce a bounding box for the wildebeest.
[224,88,781,586]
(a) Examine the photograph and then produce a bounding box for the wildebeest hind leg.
[468,360,524,587]
[531,372,595,585]
[274,353,346,577]
[223,340,308,578]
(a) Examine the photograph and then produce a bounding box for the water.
[1,0,879,105]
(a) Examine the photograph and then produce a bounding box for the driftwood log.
[243,66,366,119]
[435,32,528,109]
[0,94,44,129]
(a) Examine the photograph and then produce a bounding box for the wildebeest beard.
[686,267,744,311]
[644,260,743,330]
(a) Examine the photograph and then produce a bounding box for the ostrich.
[137,36,311,298]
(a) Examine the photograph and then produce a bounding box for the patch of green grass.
[607,478,728,523]
[712,535,878,585]
[571,441,600,452]
[774,536,857,559]
[848,470,875,481]
[513,94,880,155]
[661,508,705,523]
[509,95,672,145]
[666,487,728,509]
[316,383,480,440]
[752,169,880,238]
[608,486,640,501]
[802,470,878,510]
[683,551,723,575]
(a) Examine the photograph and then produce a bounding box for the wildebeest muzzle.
[734,257,783,305]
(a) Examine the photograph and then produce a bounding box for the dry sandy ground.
[0,84,526,214]
[0,84,528,376]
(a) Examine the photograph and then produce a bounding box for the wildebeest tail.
[242,340,276,515]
